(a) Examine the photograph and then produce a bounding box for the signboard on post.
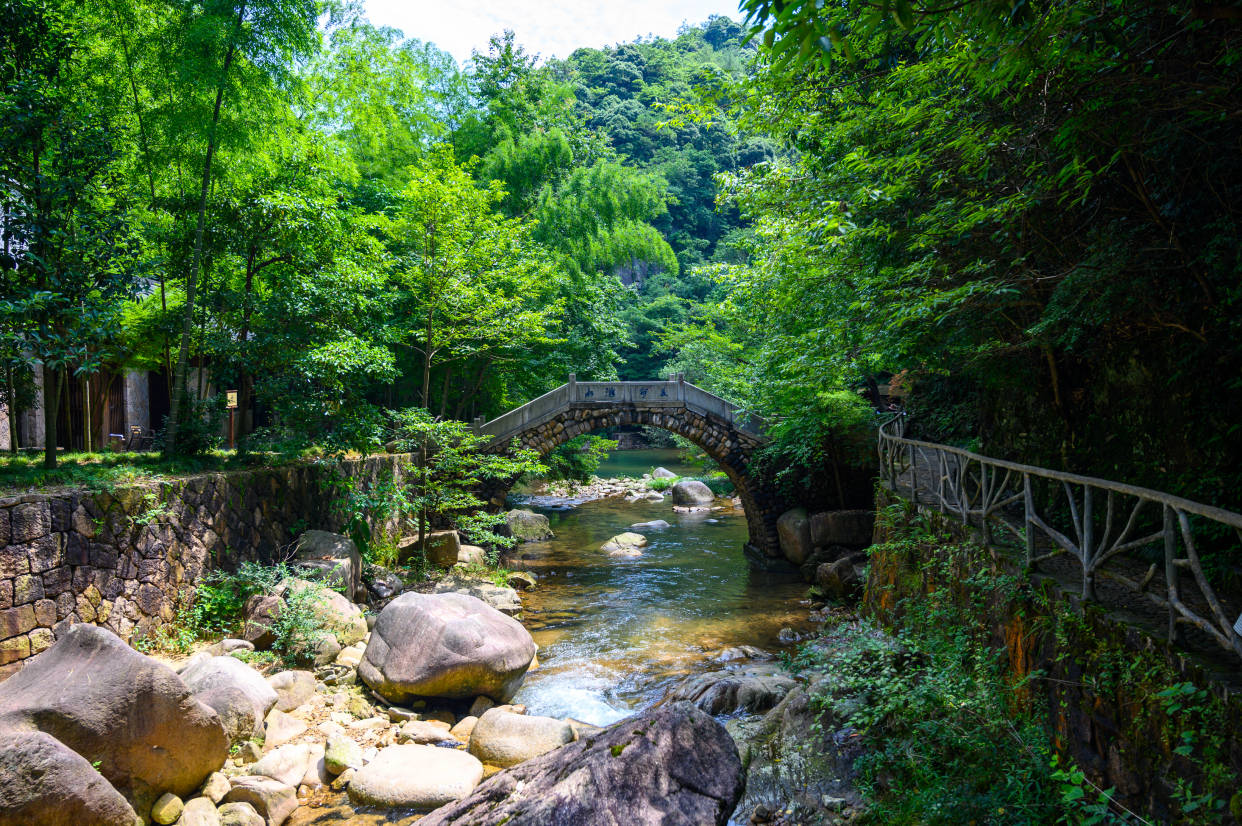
[226,390,238,449]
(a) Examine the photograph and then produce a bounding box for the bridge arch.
[475,376,787,567]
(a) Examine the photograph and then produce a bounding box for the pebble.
[149,792,182,824]
[201,771,231,803]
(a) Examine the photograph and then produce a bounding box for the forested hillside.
[0,2,752,466]
[4,0,1241,512]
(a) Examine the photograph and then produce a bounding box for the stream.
[507,448,811,725]
[289,449,812,824]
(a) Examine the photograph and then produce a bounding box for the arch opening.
[485,404,786,567]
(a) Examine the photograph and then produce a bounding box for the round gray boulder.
[359,592,536,704]
[346,744,483,809]
[504,509,553,542]
[0,729,141,826]
[0,625,227,817]
[179,655,278,746]
[671,480,715,506]
[467,708,573,768]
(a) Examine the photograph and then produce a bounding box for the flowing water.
[288,448,811,824]
[506,448,811,725]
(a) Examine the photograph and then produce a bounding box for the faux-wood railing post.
[1082,486,1095,600]
[979,462,991,545]
[937,451,946,514]
[1023,473,1035,568]
[909,442,919,504]
[1164,505,1180,646]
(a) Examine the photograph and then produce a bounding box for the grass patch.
[0,449,303,495]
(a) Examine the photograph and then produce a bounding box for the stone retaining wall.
[0,455,412,679]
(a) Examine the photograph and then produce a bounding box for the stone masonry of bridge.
[474,376,791,567]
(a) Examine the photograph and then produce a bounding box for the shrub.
[268,581,330,666]
[189,561,286,636]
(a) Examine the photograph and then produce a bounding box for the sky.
[362,0,746,65]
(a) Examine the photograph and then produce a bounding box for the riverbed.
[506,448,811,725]
[289,449,811,824]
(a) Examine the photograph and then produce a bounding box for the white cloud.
[362,0,745,65]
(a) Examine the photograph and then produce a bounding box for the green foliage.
[156,393,226,457]
[801,569,1063,823]
[0,449,272,495]
[189,561,286,637]
[540,434,617,484]
[327,408,547,566]
[717,0,1242,508]
[268,579,330,666]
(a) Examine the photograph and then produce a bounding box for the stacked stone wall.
[0,454,412,678]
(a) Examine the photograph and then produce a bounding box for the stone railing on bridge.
[878,413,1242,665]
[471,374,762,446]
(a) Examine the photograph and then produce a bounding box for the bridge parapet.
[473,374,761,446]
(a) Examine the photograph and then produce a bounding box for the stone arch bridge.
[473,375,787,567]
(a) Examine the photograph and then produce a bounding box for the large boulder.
[250,743,312,787]
[221,776,297,826]
[670,480,714,506]
[0,625,227,816]
[776,508,813,565]
[399,530,461,567]
[504,509,553,542]
[291,530,364,602]
[665,669,798,716]
[0,729,141,826]
[457,544,487,566]
[240,595,282,649]
[814,554,867,601]
[434,574,522,616]
[809,510,876,549]
[651,467,678,479]
[266,670,316,713]
[179,655,278,746]
[420,702,743,826]
[359,592,536,704]
[347,744,484,809]
[467,708,573,768]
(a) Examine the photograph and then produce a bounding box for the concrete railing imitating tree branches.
[878,414,1242,663]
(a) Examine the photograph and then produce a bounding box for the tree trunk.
[41,363,64,469]
[6,365,18,454]
[237,246,257,437]
[165,2,244,455]
[438,364,452,420]
[81,373,91,453]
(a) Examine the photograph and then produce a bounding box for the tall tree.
[163,0,318,455]
[0,0,140,468]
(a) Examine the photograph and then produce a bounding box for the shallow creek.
[290,449,811,824]
[509,449,810,725]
